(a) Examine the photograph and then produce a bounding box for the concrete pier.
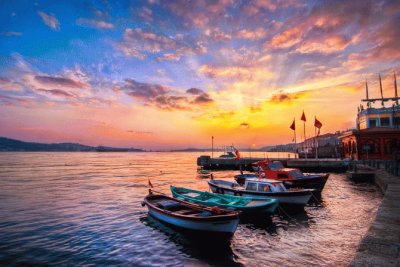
[197,155,349,172]
[351,167,400,266]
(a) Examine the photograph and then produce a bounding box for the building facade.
[339,74,400,160]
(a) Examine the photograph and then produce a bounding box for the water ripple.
[0,152,381,266]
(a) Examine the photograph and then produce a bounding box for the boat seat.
[157,200,181,210]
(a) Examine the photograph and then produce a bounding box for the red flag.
[301,111,306,122]
[235,149,241,159]
[314,117,322,129]
[290,119,295,131]
[148,179,153,188]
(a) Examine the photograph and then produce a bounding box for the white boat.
[142,192,240,237]
[208,179,315,206]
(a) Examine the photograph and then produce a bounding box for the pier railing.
[358,159,400,177]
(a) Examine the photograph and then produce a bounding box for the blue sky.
[0,0,399,149]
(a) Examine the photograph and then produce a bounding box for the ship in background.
[339,72,400,160]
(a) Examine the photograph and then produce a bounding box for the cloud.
[38,11,60,31]
[118,28,206,60]
[267,27,303,49]
[186,88,205,95]
[37,89,74,97]
[0,32,22,36]
[239,122,250,128]
[204,28,232,41]
[0,77,22,91]
[76,18,114,29]
[191,93,214,104]
[34,75,90,89]
[269,91,311,103]
[296,35,350,54]
[121,79,168,100]
[137,7,153,22]
[236,28,267,40]
[120,79,214,110]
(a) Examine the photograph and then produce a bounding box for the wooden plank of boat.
[170,185,278,214]
[142,192,240,236]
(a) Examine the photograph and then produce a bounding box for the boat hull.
[235,173,329,192]
[143,194,239,236]
[208,181,313,206]
[170,186,278,214]
[147,206,239,236]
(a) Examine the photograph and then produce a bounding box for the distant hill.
[0,137,144,152]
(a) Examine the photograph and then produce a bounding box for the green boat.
[170,186,278,214]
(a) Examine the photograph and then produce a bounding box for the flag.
[235,149,241,159]
[314,117,322,136]
[290,119,295,131]
[148,179,153,188]
[301,111,306,122]
[314,117,322,128]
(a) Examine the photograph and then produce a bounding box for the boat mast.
[395,72,398,106]
[379,74,384,107]
[365,80,370,108]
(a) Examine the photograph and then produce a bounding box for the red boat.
[234,160,329,192]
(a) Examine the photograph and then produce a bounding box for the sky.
[0,0,399,150]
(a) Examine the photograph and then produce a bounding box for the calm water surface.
[0,152,381,266]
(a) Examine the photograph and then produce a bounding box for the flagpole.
[294,123,297,158]
[303,117,307,159]
[314,116,318,159]
[211,136,214,159]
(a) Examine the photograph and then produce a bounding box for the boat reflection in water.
[140,215,243,267]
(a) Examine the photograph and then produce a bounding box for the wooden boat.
[236,160,329,192]
[208,179,315,206]
[170,186,278,214]
[142,192,240,236]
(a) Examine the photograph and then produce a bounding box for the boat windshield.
[258,183,270,192]
[246,182,257,191]
[289,170,304,178]
[269,162,284,169]
[269,182,286,192]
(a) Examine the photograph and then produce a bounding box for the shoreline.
[351,166,400,266]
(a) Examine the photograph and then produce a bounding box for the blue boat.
[170,186,278,214]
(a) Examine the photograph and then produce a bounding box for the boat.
[170,186,278,214]
[208,179,315,206]
[235,160,329,192]
[142,191,240,237]
[197,168,212,178]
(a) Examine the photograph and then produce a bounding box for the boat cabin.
[244,180,287,193]
[254,160,304,180]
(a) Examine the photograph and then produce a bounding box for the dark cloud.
[270,91,310,103]
[122,79,169,100]
[38,89,74,97]
[186,88,204,95]
[239,122,250,128]
[121,79,213,110]
[191,93,213,104]
[153,95,191,110]
[34,75,88,89]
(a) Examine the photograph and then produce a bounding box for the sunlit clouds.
[0,0,399,149]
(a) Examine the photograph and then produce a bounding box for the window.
[380,117,390,127]
[258,183,269,192]
[369,119,377,127]
[246,182,257,191]
[393,117,400,128]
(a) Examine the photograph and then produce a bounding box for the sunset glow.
[1,0,399,149]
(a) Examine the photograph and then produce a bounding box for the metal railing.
[360,159,400,176]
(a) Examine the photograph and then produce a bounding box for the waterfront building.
[339,73,400,160]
